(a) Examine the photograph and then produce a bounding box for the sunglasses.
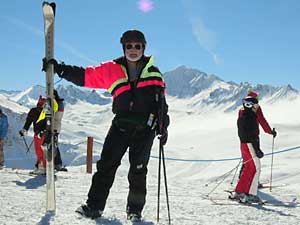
[125,43,143,50]
[243,101,254,108]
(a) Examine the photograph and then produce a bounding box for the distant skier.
[43,29,170,221]
[19,94,66,174]
[0,108,9,169]
[238,90,277,186]
[233,90,277,203]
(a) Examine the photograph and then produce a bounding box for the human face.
[125,42,144,62]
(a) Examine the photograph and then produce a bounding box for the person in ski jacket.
[19,95,65,174]
[238,90,277,181]
[43,29,170,220]
[0,108,9,167]
[234,91,276,202]
[52,89,67,171]
[240,90,276,138]
[53,89,64,134]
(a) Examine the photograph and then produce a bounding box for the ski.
[210,197,298,208]
[207,191,299,208]
[42,1,56,213]
[258,184,287,189]
[1,168,58,178]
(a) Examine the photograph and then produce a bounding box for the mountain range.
[1,65,299,111]
[0,65,299,168]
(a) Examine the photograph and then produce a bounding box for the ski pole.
[157,139,162,223]
[205,163,240,197]
[22,136,31,153]
[156,88,171,225]
[28,139,34,152]
[205,159,242,187]
[205,157,255,197]
[230,158,242,186]
[161,142,171,225]
[270,129,275,192]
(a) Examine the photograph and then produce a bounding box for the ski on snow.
[42,1,56,213]
[207,190,298,208]
[258,184,287,189]
[1,168,59,178]
[209,197,298,208]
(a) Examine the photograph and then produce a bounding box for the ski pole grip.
[87,136,93,173]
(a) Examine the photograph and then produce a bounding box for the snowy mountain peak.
[7,84,112,108]
[164,66,225,97]
[9,85,45,107]
[163,66,299,113]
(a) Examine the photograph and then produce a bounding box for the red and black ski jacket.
[238,106,272,137]
[56,55,169,128]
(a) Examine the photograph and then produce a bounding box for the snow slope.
[1,93,300,224]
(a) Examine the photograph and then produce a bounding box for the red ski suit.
[235,106,272,195]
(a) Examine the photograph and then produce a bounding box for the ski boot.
[75,204,103,219]
[228,192,247,203]
[55,164,68,172]
[30,162,46,175]
[246,194,264,205]
[127,212,142,222]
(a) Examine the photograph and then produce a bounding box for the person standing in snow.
[0,108,9,168]
[52,89,67,171]
[234,90,276,203]
[43,29,170,221]
[19,94,66,174]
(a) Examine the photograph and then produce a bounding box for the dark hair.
[37,95,46,107]
[120,30,146,45]
[53,89,64,101]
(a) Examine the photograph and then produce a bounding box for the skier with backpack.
[42,29,170,221]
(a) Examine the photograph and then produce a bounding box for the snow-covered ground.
[1,95,300,225]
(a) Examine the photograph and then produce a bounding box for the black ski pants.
[86,119,156,214]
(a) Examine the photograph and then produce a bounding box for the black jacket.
[56,56,169,128]
[23,107,45,134]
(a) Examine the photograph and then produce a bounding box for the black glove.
[159,128,168,146]
[42,58,63,75]
[19,129,27,137]
[251,138,263,158]
[255,149,264,158]
[272,128,277,138]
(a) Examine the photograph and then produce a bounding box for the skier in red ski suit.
[235,90,277,202]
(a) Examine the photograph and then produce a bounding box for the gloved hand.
[42,58,63,75]
[255,149,264,158]
[159,128,168,146]
[0,139,3,145]
[19,129,27,137]
[272,128,277,138]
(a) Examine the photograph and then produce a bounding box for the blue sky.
[1,0,300,90]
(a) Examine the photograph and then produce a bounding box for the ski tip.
[43,2,56,16]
